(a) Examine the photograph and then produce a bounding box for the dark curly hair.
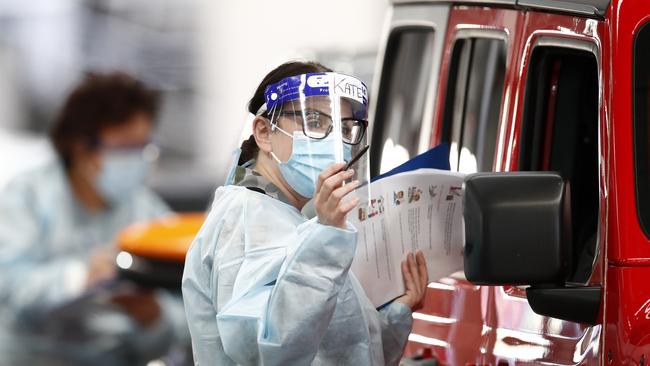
[239,61,332,165]
[50,72,159,169]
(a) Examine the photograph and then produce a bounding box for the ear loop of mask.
[270,101,296,138]
[266,103,293,164]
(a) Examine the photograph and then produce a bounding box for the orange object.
[117,213,205,262]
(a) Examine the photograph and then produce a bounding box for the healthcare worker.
[0,72,181,365]
[182,61,429,365]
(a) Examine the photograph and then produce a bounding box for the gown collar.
[232,161,292,206]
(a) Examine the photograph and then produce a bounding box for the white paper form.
[349,169,466,307]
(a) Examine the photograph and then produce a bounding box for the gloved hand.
[86,247,117,288]
[314,163,360,229]
[396,251,429,311]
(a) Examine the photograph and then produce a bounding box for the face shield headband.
[254,72,370,199]
[255,72,368,122]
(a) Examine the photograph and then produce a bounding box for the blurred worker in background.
[0,72,183,365]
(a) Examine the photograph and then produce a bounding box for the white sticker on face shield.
[333,74,367,104]
[306,74,330,88]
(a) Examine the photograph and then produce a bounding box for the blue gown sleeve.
[182,188,241,366]
[378,301,413,366]
[216,216,358,365]
[0,179,87,319]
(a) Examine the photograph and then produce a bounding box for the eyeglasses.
[276,109,368,145]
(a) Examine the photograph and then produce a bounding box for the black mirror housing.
[463,172,570,285]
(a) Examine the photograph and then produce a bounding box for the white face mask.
[95,149,149,204]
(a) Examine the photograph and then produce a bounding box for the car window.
[519,45,599,284]
[371,28,435,176]
[634,22,650,238]
[441,37,506,173]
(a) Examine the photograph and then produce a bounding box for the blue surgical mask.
[96,150,149,204]
[271,130,351,198]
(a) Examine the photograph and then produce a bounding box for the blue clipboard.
[371,143,451,182]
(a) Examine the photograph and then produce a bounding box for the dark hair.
[50,72,159,169]
[239,61,332,165]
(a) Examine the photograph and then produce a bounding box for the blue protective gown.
[0,159,175,365]
[182,182,413,366]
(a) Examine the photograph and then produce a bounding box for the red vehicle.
[368,0,650,364]
[117,0,650,364]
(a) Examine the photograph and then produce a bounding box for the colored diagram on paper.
[357,195,385,222]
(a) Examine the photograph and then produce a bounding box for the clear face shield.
[259,72,370,199]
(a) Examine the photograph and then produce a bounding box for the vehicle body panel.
[604,0,650,364]
[406,4,610,365]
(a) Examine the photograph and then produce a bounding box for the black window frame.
[634,21,650,239]
[518,41,600,284]
[370,26,436,178]
[440,33,507,174]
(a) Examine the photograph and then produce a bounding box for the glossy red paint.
[408,4,617,365]
[429,5,525,166]
[606,266,650,364]
[394,0,650,363]
[487,9,606,363]
[407,7,525,364]
[403,274,487,364]
[604,0,650,364]
[607,0,650,264]
[505,12,607,176]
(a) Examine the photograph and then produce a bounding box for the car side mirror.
[462,172,602,325]
[463,172,570,285]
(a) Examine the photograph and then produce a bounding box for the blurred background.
[0,2,389,364]
[0,0,388,211]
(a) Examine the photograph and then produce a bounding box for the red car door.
[403,5,524,365]
[406,5,607,365]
